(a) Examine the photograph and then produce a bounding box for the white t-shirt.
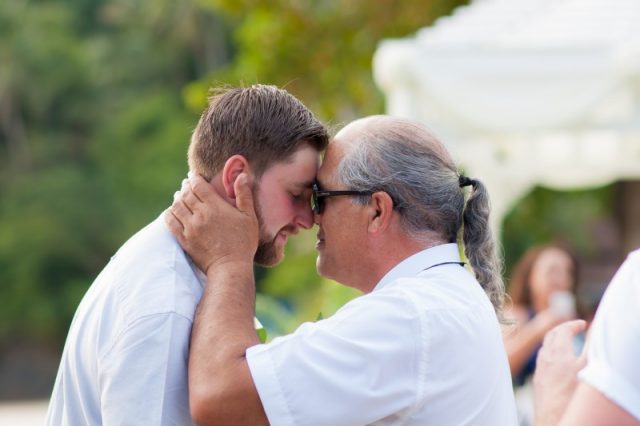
[45,215,204,425]
[579,249,640,420]
[247,243,517,426]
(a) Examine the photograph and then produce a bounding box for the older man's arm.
[166,174,268,425]
[189,261,268,425]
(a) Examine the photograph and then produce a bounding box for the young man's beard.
[254,237,280,267]
[253,196,282,267]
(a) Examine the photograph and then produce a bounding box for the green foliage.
[194,0,469,123]
[90,90,193,238]
[0,166,108,341]
[0,0,219,346]
[501,184,615,277]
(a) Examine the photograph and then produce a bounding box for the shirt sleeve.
[578,251,640,420]
[98,313,194,425]
[246,290,420,426]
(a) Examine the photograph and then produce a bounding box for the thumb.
[560,319,588,363]
[564,319,587,336]
[234,173,256,216]
[578,323,591,364]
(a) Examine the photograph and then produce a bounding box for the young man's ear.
[221,155,251,200]
[367,192,394,234]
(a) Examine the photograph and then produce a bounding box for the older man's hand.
[533,319,588,426]
[165,173,259,274]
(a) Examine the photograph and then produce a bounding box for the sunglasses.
[311,182,373,214]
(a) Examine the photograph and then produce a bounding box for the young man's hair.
[188,85,329,179]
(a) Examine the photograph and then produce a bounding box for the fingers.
[544,319,586,345]
[578,323,592,363]
[171,196,194,223]
[234,173,255,216]
[169,178,200,233]
[189,174,215,204]
[174,176,208,216]
[563,319,587,335]
[538,320,588,367]
[164,208,184,238]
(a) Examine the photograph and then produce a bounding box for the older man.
[168,115,517,425]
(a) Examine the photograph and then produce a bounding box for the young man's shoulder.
[89,215,204,325]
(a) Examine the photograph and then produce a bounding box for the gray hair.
[336,116,505,320]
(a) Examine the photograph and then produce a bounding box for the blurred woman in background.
[505,243,580,384]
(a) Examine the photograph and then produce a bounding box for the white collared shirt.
[247,243,517,425]
[45,215,204,425]
[579,249,640,420]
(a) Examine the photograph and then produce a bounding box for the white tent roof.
[373,0,640,230]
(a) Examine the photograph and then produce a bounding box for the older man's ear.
[367,192,394,235]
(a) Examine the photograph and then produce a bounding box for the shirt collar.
[373,243,462,292]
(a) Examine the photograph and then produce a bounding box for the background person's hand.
[165,173,259,274]
[533,319,588,426]
[532,307,576,340]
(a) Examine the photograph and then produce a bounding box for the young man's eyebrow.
[293,179,315,190]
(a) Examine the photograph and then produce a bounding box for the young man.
[168,115,517,425]
[45,85,328,425]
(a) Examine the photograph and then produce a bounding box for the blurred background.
[1,0,638,421]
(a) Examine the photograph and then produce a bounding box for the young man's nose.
[296,204,314,230]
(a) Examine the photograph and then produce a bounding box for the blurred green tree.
[187,0,469,122]
[502,185,615,276]
[0,0,225,344]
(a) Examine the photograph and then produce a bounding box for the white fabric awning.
[373,0,640,230]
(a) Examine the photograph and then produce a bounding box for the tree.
[0,0,226,345]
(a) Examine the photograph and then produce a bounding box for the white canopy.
[373,0,640,231]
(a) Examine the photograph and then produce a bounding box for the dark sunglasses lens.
[312,193,323,214]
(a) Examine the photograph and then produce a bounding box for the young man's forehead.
[258,145,320,188]
[289,178,316,189]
